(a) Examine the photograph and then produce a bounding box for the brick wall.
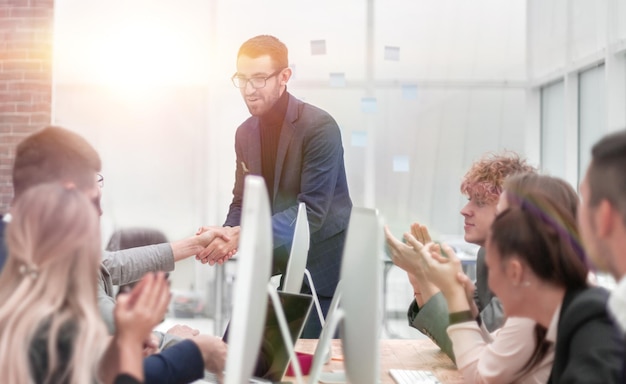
[0,0,54,213]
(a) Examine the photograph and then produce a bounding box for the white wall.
[52,0,529,291]
[528,0,626,189]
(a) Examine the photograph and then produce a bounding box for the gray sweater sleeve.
[98,281,117,334]
[102,243,175,285]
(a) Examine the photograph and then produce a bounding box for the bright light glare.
[91,19,204,87]
[54,1,212,89]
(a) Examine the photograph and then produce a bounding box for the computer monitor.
[340,207,383,384]
[281,202,325,328]
[308,207,383,384]
[222,290,313,382]
[223,175,274,384]
[282,202,310,294]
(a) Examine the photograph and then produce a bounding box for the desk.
[286,339,464,384]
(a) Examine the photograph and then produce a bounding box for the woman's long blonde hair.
[0,183,107,383]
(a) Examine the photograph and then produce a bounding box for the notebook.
[221,290,314,382]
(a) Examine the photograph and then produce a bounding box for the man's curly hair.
[460,151,536,204]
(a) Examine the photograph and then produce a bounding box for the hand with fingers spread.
[411,222,447,256]
[114,272,171,349]
[410,222,432,245]
[102,272,171,383]
[384,225,425,276]
[384,224,441,305]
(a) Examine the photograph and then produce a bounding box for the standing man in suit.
[578,129,626,334]
[199,35,352,338]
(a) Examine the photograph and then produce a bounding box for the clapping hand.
[386,222,445,305]
[104,272,171,383]
[384,225,425,276]
[409,240,471,312]
[408,240,463,295]
[115,272,171,344]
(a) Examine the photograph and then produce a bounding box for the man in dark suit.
[199,35,352,338]
[579,129,626,335]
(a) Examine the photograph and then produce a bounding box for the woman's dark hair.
[493,174,589,376]
[504,172,579,220]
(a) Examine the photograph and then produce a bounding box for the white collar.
[2,213,11,223]
[546,302,561,343]
[608,276,626,334]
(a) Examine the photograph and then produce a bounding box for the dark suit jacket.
[224,93,352,297]
[548,286,624,383]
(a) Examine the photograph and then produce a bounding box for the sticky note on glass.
[384,46,400,61]
[393,155,410,172]
[329,73,346,87]
[361,97,377,113]
[311,40,326,55]
[351,131,367,147]
[402,84,418,100]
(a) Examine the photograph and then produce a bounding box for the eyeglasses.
[97,173,104,188]
[231,68,284,89]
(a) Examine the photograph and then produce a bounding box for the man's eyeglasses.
[97,173,104,188]
[231,68,284,89]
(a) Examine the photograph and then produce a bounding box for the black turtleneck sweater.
[259,90,289,198]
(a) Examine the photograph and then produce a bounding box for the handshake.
[187,225,241,266]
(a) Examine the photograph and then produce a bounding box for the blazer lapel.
[246,118,263,176]
[273,94,298,201]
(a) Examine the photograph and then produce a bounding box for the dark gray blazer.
[224,93,352,298]
[548,286,624,383]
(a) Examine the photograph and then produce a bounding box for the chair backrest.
[223,175,274,384]
[282,202,310,294]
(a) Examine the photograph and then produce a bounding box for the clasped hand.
[195,226,240,266]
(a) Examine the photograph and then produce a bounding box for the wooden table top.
[286,338,464,383]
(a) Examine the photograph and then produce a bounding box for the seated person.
[106,227,200,352]
[0,183,170,383]
[108,227,170,295]
[385,151,535,360]
[0,126,232,336]
[413,174,624,383]
[578,129,626,335]
[0,127,228,383]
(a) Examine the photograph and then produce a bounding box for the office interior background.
[5,0,626,335]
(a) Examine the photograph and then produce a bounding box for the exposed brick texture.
[0,0,53,212]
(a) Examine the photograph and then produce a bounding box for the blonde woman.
[0,183,169,384]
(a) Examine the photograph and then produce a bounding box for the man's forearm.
[102,244,175,285]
